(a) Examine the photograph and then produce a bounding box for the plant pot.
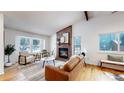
[5,62,12,67]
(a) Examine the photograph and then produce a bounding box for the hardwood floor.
[0,64,27,81]
[0,61,124,81]
[76,64,124,81]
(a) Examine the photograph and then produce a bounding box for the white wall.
[0,14,4,74]
[72,13,124,70]
[5,28,50,64]
[50,34,57,57]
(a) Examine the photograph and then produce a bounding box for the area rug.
[18,60,64,81]
[103,72,124,81]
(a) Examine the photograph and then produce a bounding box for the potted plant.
[4,44,16,66]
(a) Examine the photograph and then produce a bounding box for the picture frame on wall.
[60,36,65,43]
[63,32,69,43]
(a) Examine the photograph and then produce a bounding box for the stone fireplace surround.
[56,26,72,61]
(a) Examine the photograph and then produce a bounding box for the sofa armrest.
[45,65,69,81]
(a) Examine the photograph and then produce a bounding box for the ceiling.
[4,11,85,36]
[3,11,117,36]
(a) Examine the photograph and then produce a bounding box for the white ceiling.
[3,11,118,36]
[4,11,84,36]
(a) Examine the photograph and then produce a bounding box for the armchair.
[18,52,35,65]
[34,53,42,61]
[41,49,50,58]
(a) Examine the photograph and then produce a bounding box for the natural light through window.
[73,36,81,55]
[16,36,45,53]
[99,32,124,52]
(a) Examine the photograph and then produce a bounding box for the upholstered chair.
[41,49,50,58]
[18,52,35,65]
[34,53,42,61]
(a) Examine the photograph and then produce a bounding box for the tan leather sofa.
[45,56,85,81]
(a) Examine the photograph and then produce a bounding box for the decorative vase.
[4,55,12,67]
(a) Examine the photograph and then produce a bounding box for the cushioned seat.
[45,55,85,81]
[100,60,124,66]
[18,52,35,65]
[63,56,80,72]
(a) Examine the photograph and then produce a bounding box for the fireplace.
[59,48,68,59]
[56,26,72,61]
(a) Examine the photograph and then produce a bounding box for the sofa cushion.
[63,55,81,72]
[108,55,123,62]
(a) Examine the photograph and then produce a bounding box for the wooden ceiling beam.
[84,11,88,21]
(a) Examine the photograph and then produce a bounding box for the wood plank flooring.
[75,64,124,81]
[0,61,124,81]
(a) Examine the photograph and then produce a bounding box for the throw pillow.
[107,55,123,62]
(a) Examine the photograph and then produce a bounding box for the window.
[32,38,41,53]
[73,36,81,55]
[120,32,124,51]
[17,36,45,53]
[20,37,30,52]
[99,32,124,52]
[99,33,118,51]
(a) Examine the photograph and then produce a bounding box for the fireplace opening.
[59,48,68,59]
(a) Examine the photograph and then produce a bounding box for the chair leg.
[18,55,21,64]
[53,60,55,66]
[24,56,27,65]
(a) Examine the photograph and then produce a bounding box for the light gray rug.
[18,60,64,81]
[104,72,124,81]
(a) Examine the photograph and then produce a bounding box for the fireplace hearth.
[59,48,68,59]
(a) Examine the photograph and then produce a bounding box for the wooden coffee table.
[41,57,55,68]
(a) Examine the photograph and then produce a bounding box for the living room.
[0,11,124,81]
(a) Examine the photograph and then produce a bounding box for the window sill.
[98,51,124,55]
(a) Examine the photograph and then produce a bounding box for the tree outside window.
[20,37,30,52]
[17,36,45,53]
[99,32,124,52]
[32,39,41,53]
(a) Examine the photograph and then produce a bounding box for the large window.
[32,38,42,53]
[20,37,30,52]
[99,32,124,52]
[17,36,45,53]
[120,32,124,51]
[73,36,81,55]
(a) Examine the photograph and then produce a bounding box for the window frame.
[19,36,31,52]
[73,36,81,55]
[31,38,42,53]
[16,36,45,53]
[99,31,124,54]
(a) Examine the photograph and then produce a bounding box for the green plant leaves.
[5,44,16,55]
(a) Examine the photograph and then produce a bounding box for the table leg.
[84,60,86,67]
[53,60,55,66]
[42,61,45,68]
[100,62,102,67]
